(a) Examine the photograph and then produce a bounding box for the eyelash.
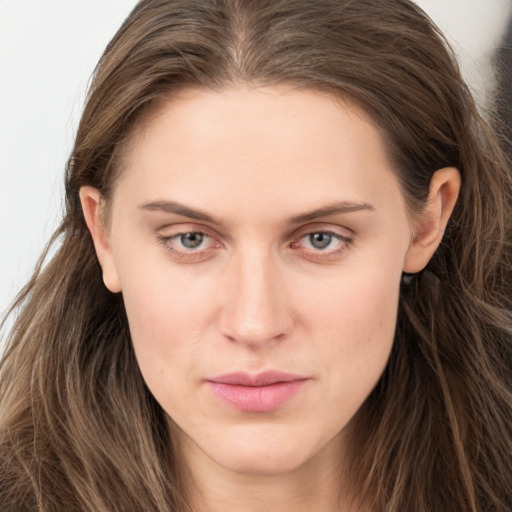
[291,231,352,258]
[157,231,217,261]
[157,228,353,262]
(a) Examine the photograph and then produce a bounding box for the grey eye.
[309,232,332,249]
[180,232,205,249]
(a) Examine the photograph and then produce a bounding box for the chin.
[217,448,309,476]
[204,423,333,476]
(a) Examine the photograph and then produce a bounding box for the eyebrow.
[289,201,375,224]
[139,200,222,225]
[139,199,375,225]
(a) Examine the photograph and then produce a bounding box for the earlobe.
[403,167,461,273]
[79,186,122,293]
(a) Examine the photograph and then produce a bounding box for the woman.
[1,0,511,510]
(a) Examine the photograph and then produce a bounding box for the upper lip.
[207,371,309,387]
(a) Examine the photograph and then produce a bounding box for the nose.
[218,249,294,348]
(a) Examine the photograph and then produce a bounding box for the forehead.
[114,86,405,221]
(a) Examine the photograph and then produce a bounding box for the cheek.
[314,281,398,353]
[302,264,401,413]
[302,247,402,339]
[117,260,220,383]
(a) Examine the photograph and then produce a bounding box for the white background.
[1,0,511,339]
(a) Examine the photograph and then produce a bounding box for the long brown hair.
[1,1,511,510]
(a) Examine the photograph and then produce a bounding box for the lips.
[206,371,309,412]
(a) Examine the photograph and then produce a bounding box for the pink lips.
[206,371,309,412]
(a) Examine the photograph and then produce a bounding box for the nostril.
[218,300,293,346]
[217,255,294,346]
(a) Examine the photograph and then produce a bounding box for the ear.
[79,186,122,293]
[403,167,461,273]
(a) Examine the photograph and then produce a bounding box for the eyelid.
[292,231,351,249]
[290,222,354,240]
[156,222,354,262]
[289,223,354,259]
[158,220,230,242]
[156,223,223,261]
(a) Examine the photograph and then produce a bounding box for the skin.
[81,86,460,512]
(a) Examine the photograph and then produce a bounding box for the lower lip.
[207,380,308,412]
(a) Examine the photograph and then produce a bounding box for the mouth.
[206,371,310,413]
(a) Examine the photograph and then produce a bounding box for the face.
[89,87,416,477]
